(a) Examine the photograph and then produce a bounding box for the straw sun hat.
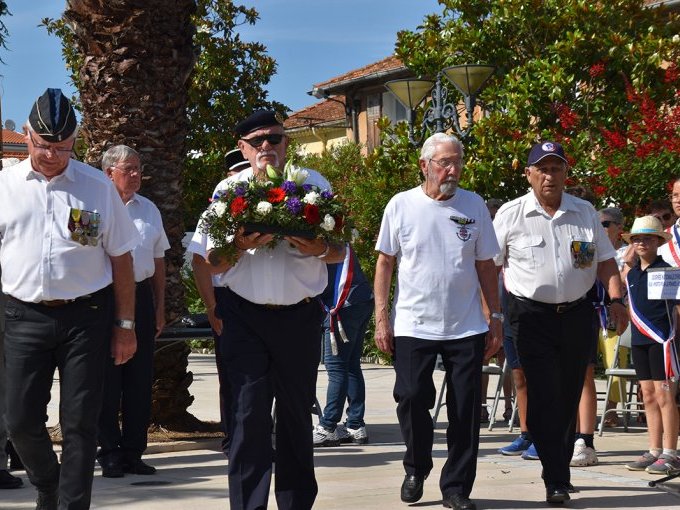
[620,215,672,244]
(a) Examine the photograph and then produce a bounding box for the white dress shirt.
[493,191,615,304]
[0,158,140,302]
[125,193,170,282]
[203,167,330,305]
[659,221,680,267]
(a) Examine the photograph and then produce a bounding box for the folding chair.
[432,355,510,429]
[598,328,644,436]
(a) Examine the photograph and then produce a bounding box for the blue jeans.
[319,299,374,430]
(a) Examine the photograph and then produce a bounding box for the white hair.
[420,132,464,161]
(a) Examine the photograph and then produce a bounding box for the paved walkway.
[3,354,680,509]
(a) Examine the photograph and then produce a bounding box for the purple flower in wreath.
[282,180,297,195]
[321,190,334,200]
[234,185,246,197]
[302,184,313,192]
[285,197,303,215]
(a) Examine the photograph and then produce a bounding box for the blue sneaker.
[521,443,540,460]
[498,436,531,456]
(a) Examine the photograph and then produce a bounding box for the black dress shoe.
[546,484,571,504]
[124,459,157,475]
[0,469,23,489]
[36,488,58,510]
[443,493,477,510]
[400,474,425,503]
[99,457,124,478]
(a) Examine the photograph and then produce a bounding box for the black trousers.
[4,287,113,510]
[222,288,323,510]
[213,286,232,456]
[98,279,156,463]
[393,334,485,499]
[507,294,593,487]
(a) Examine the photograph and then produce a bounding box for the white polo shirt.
[0,158,140,302]
[203,167,330,305]
[125,193,170,282]
[375,186,499,341]
[493,191,615,304]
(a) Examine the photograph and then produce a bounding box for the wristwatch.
[114,319,135,330]
[490,312,505,323]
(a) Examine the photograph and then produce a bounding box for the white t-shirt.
[126,193,170,282]
[494,191,616,303]
[375,186,499,340]
[0,158,140,302]
[203,167,331,305]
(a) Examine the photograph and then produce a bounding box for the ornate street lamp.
[385,64,496,146]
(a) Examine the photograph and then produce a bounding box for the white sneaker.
[336,423,369,444]
[570,438,598,467]
[312,424,340,447]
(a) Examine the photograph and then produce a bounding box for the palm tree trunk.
[64,0,201,428]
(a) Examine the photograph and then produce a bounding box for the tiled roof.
[284,97,346,130]
[313,55,406,91]
[2,151,27,160]
[2,129,25,144]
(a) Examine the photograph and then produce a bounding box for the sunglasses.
[653,212,672,222]
[240,134,284,148]
[601,220,618,228]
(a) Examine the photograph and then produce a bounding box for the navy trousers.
[393,334,484,499]
[213,286,233,456]
[222,288,323,510]
[4,286,113,510]
[98,279,156,464]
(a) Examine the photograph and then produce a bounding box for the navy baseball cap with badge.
[235,109,284,137]
[28,88,77,142]
[527,141,568,166]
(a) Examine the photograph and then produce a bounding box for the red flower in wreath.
[333,215,344,232]
[303,204,320,225]
[230,196,248,217]
[267,187,286,204]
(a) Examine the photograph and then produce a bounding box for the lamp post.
[385,64,496,146]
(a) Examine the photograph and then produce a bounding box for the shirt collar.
[26,159,75,183]
[523,190,579,217]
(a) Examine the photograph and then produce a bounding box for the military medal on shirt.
[68,208,100,246]
[450,215,475,242]
[571,240,595,268]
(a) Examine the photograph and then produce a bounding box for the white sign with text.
[647,267,680,300]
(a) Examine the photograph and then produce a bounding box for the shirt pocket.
[511,234,545,269]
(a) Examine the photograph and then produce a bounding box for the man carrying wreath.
[205,110,345,510]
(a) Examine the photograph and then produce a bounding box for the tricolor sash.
[626,277,680,381]
[593,280,608,331]
[324,244,354,355]
[669,225,680,267]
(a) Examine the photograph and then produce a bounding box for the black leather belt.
[12,294,93,308]
[512,294,587,314]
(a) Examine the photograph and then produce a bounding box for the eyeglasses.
[111,164,145,176]
[630,236,657,244]
[240,134,284,148]
[601,220,618,228]
[669,194,680,202]
[429,158,461,170]
[653,212,672,222]
[29,132,74,155]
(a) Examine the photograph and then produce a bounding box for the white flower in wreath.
[303,191,320,205]
[256,201,273,215]
[285,162,309,185]
[211,201,227,217]
[321,214,335,232]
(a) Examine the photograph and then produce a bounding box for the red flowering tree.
[395,0,680,216]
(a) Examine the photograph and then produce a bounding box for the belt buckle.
[556,303,567,313]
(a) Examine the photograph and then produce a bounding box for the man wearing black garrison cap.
[193,109,345,510]
[0,88,140,510]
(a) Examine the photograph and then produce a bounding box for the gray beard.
[440,181,457,196]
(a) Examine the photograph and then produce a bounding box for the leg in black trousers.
[508,295,593,487]
[213,286,232,457]
[5,288,113,510]
[98,280,155,467]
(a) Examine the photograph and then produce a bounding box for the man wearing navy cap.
[195,109,345,510]
[225,147,249,177]
[493,141,628,504]
[0,89,139,510]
